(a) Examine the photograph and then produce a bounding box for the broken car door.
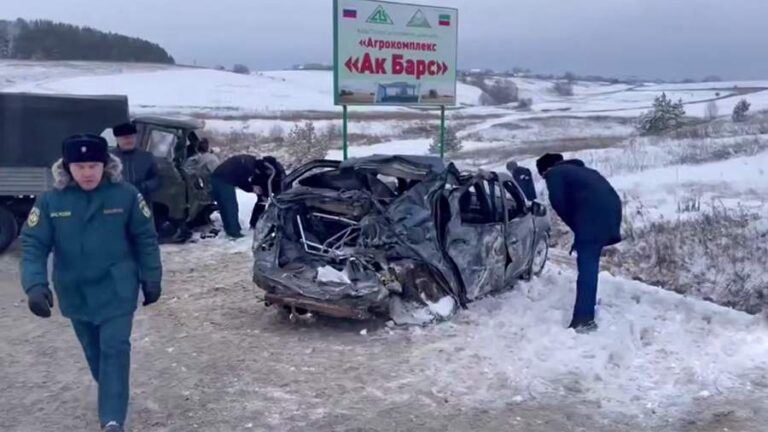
[503,180,536,279]
[443,179,507,300]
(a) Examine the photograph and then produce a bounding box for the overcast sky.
[3,0,767,80]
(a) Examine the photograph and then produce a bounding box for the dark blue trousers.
[71,313,134,427]
[211,176,242,237]
[572,243,603,325]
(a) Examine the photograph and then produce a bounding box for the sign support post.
[440,105,446,159]
[342,105,349,160]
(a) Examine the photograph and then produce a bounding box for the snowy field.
[3,60,768,121]
[2,60,768,431]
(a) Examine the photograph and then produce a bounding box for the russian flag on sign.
[343,9,357,19]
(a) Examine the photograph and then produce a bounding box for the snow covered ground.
[4,60,768,121]
[1,62,474,115]
[417,265,768,418]
[2,60,768,430]
[2,242,767,431]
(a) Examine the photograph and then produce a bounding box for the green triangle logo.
[407,9,431,28]
[367,6,394,25]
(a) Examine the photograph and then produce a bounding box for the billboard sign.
[334,0,459,106]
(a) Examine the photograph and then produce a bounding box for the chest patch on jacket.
[103,208,124,215]
[50,211,72,218]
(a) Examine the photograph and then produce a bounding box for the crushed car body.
[252,155,550,323]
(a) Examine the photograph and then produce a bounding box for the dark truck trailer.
[0,92,129,253]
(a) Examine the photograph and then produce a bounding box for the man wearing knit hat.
[536,152,622,333]
[20,134,163,432]
[112,122,161,204]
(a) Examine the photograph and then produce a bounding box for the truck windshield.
[148,129,177,158]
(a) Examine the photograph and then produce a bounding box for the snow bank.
[409,264,768,420]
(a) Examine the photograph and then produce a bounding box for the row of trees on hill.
[638,93,753,135]
[0,19,174,63]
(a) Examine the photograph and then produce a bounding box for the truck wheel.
[0,206,19,254]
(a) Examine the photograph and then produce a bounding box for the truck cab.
[106,116,216,242]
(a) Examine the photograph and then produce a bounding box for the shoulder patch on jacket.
[27,207,40,227]
[138,194,152,218]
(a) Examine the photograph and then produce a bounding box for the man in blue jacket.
[20,134,163,432]
[536,153,622,332]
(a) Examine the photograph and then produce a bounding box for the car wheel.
[523,233,549,281]
[0,206,19,254]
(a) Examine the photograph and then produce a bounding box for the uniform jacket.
[20,156,162,323]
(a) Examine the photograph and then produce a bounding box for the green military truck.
[123,116,216,241]
[0,92,215,253]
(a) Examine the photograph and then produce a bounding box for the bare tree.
[705,101,719,121]
[284,122,330,168]
[517,97,533,110]
[232,64,250,74]
[268,124,285,143]
[479,91,495,106]
[553,81,574,97]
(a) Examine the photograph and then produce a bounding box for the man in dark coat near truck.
[536,153,622,333]
[111,122,161,203]
[210,154,285,238]
[20,134,162,431]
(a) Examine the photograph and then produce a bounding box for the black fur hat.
[62,134,109,166]
[536,153,564,176]
[112,122,137,137]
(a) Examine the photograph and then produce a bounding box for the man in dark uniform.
[210,154,285,238]
[111,122,161,203]
[20,134,163,432]
[536,153,622,333]
[506,160,537,202]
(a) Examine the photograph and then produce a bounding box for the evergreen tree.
[732,99,751,123]
[0,18,174,63]
[429,126,463,154]
[637,93,686,134]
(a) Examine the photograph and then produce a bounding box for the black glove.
[27,286,54,318]
[141,281,162,306]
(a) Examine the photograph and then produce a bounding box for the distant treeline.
[0,19,174,64]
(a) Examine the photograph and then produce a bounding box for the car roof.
[340,154,445,171]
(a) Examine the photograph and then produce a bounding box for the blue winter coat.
[544,159,622,247]
[20,156,162,323]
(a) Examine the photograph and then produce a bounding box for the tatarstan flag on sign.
[438,14,451,26]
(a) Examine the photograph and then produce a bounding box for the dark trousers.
[249,196,266,229]
[572,243,603,325]
[211,176,242,237]
[71,313,134,426]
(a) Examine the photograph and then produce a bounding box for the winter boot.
[102,421,124,432]
[569,320,598,334]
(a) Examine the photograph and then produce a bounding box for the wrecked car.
[252,155,550,323]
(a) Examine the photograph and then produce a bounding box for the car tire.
[0,206,19,254]
[522,233,549,281]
